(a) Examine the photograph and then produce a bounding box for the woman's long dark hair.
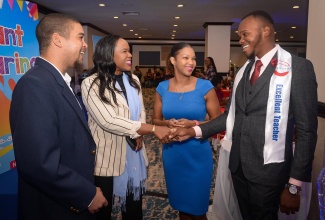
[87,34,140,106]
[206,56,217,73]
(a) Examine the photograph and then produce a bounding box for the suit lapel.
[236,59,254,108]
[246,54,278,106]
[36,58,91,134]
[62,87,89,128]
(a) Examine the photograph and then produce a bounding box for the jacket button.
[91,150,96,155]
[245,113,249,116]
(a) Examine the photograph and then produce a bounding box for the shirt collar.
[39,56,71,87]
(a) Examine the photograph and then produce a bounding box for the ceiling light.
[130,30,133,32]
[123,24,127,26]
[114,16,119,19]
[291,26,296,29]
[235,31,238,33]
[99,3,105,7]
[172,34,175,36]
[138,37,142,39]
[276,39,279,41]
[290,36,294,38]
[293,6,299,9]
[173,30,176,32]
[171,37,174,39]
[122,11,140,16]
[274,32,277,34]
[173,24,178,27]
[177,4,184,7]
[175,16,180,19]
[135,33,138,36]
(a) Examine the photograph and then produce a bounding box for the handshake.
[152,118,197,144]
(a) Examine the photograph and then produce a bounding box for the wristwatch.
[285,183,302,195]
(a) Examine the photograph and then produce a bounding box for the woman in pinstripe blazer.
[81,35,171,220]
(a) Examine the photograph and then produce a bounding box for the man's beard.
[74,60,84,74]
[247,50,255,60]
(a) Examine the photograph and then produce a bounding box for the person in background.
[153,42,222,220]
[133,65,142,83]
[211,75,227,107]
[144,68,154,87]
[9,13,108,219]
[170,10,318,220]
[153,66,163,87]
[204,56,218,82]
[81,34,172,220]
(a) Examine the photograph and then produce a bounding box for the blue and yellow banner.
[0,0,39,174]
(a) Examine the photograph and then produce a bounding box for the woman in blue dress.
[153,42,222,219]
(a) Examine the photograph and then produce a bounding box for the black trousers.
[94,176,143,220]
[231,164,283,220]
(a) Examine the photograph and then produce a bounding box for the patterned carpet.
[112,88,218,219]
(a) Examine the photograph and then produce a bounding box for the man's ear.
[52,33,62,47]
[263,26,271,37]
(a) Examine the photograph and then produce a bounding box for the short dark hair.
[36,13,80,54]
[242,10,274,27]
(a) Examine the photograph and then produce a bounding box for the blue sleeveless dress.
[156,78,214,215]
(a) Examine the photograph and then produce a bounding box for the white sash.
[221,45,292,164]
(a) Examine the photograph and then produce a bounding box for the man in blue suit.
[10,13,108,219]
[170,10,318,220]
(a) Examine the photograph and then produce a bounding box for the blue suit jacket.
[10,58,97,219]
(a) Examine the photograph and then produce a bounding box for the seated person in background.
[153,66,164,86]
[211,75,228,107]
[144,68,154,87]
[133,65,143,82]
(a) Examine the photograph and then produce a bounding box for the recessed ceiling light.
[135,33,138,36]
[138,37,142,39]
[171,37,174,39]
[114,16,119,19]
[177,4,184,8]
[175,16,180,19]
[290,36,294,38]
[291,26,296,29]
[173,30,176,32]
[235,31,238,33]
[130,30,133,32]
[274,32,277,34]
[99,3,105,7]
[276,39,279,41]
[293,6,299,9]
[173,24,178,27]
[172,34,175,36]
[123,24,127,26]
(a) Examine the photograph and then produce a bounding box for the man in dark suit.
[170,10,318,220]
[9,13,108,219]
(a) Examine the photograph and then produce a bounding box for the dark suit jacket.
[10,58,97,220]
[200,53,318,186]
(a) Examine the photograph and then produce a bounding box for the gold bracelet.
[151,125,155,134]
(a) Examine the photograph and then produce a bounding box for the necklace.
[178,85,188,101]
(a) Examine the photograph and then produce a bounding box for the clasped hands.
[154,118,195,144]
